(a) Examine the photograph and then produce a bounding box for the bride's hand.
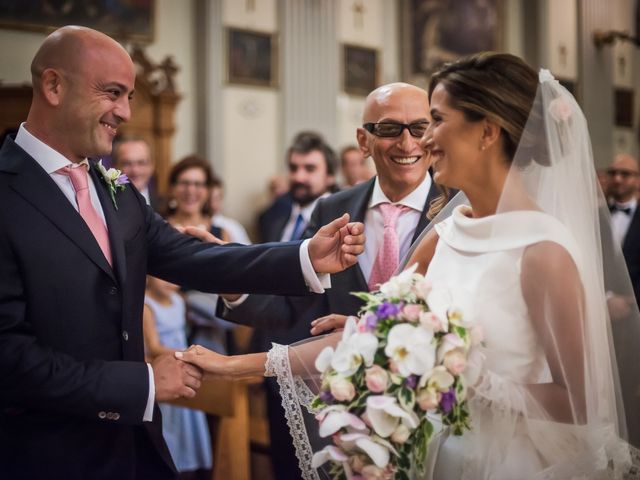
[310,314,347,335]
[175,345,230,377]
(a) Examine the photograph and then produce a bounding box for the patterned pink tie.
[368,203,408,291]
[59,164,112,266]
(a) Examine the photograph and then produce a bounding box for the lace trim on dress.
[265,343,320,480]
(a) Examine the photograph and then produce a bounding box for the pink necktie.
[368,203,409,291]
[59,164,113,266]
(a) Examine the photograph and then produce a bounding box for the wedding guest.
[339,144,373,188]
[257,131,337,244]
[0,25,365,480]
[143,276,212,480]
[112,135,165,211]
[165,155,223,237]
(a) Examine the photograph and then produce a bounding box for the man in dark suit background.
[112,135,166,213]
[607,154,640,303]
[220,82,438,479]
[257,131,338,243]
[0,26,364,480]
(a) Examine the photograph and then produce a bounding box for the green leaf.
[398,387,416,411]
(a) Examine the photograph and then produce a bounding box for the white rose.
[390,423,411,444]
[330,376,356,402]
[416,388,439,411]
[443,349,467,375]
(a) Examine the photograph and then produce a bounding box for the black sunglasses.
[363,121,429,138]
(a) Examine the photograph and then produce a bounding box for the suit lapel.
[2,139,116,283]
[89,162,127,286]
[345,179,375,291]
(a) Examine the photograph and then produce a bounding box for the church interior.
[0,1,638,479]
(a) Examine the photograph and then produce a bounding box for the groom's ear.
[38,68,64,107]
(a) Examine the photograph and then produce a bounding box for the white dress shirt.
[279,193,331,242]
[360,174,432,282]
[14,124,156,423]
[611,198,637,247]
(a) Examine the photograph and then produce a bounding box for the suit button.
[98,411,107,419]
[109,286,118,295]
[106,412,114,420]
[122,331,129,341]
[113,413,121,421]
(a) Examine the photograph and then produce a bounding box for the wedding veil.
[266,66,640,478]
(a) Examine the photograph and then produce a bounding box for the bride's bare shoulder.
[406,228,440,275]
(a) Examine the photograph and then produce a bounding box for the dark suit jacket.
[622,209,640,303]
[257,193,294,243]
[0,137,310,480]
[221,176,440,342]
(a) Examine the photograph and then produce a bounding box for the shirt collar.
[614,198,637,211]
[15,123,89,173]
[368,173,432,212]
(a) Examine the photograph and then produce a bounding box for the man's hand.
[308,214,365,274]
[177,226,227,245]
[310,314,348,335]
[152,352,203,401]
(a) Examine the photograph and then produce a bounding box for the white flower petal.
[354,437,390,468]
[315,346,334,373]
[311,445,348,468]
[355,333,378,367]
[366,396,398,438]
[319,411,366,437]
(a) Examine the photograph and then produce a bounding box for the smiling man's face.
[357,83,430,202]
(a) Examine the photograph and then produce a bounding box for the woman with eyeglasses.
[175,53,640,479]
[165,155,230,242]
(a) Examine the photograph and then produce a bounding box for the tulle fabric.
[265,70,640,479]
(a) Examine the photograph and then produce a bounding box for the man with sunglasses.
[216,82,441,479]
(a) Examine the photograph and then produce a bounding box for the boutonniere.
[96,160,129,210]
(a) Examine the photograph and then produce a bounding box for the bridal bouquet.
[310,265,481,479]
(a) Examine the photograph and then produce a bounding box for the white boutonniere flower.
[96,160,129,210]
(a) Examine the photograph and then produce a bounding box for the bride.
[177,52,640,478]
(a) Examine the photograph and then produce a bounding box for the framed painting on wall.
[0,0,155,42]
[343,45,378,97]
[226,28,278,88]
[401,0,503,86]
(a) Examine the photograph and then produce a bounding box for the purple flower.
[376,302,401,319]
[405,375,418,390]
[439,387,457,414]
[364,312,379,331]
[319,390,334,404]
[115,174,129,186]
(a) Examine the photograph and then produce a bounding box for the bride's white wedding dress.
[425,205,627,479]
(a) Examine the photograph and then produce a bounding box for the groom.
[0,26,364,480]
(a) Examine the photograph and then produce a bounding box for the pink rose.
[443,349,467,375]
[419,311,444,332]
[365,365,389,393]
[402,304,423,322]
[416,388,440,411]
[349,454,367,473]
[330,377,356,402]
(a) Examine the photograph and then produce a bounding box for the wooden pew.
[171,376,262,480]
